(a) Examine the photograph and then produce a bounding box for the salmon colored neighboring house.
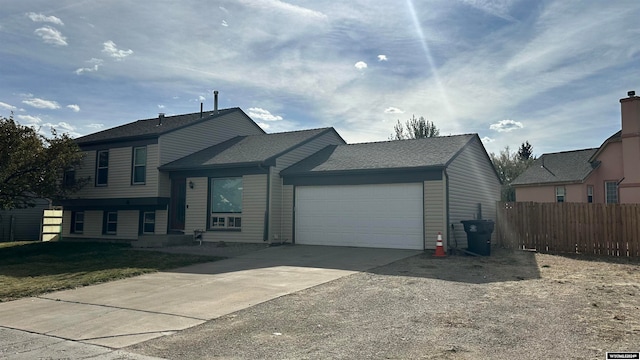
[512,92,640,204]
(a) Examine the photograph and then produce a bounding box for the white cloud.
[22,97,60,109]
[17,114,42,124]
[41,122,80,137]
[354,61,367,70]
[75,58,103,75]
[481,136,495,143]
[102,40,133,60]
[248,107,283,121]
[257,122,270,130]
[239,0,327,20]
[198,95,206,102]
[221,20,229,27]
[87,123,104,130]
[384,107,404,114]
[489,120,524,132]
[378,55,388,61]
[0,102,17,111]
[67,104,80,112]
[34,26,67,46]
[26,12,64,25]
[158,104,165,109]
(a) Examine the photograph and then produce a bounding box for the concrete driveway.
[0,245,419,351]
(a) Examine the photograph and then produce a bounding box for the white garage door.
[295,183,424,249]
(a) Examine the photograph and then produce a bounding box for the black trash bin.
[460,220,495,256]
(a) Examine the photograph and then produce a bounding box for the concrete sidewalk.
[0,245,419,352]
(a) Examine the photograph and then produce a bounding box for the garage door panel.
[295,183,423,250]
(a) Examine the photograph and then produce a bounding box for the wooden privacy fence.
[496,202,640,257]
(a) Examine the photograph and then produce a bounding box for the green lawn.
[0,241,221,302]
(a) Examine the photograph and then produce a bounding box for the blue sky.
[1,0,639,155]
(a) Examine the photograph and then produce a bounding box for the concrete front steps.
[131,234,193,248]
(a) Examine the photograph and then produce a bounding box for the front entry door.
[170,178,186,231]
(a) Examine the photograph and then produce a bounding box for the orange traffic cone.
[434,232,446,257]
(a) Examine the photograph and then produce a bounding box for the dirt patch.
[128,248,640,359]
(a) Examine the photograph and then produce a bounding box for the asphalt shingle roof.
[74,108,245,145]
[281,134,476,175]
[511,148,599,186]
[159,128,338,170]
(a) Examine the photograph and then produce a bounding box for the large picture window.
[210,177,243,229]
[96,150,109,186]
[132,146,146,184]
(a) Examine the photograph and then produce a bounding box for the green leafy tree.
[0,114,89,210]
[490,142,536,201]
[391,115,439,140]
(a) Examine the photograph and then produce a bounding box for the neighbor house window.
[587,185,594,203]
[63,169,76,187]
[605,181,618,204]
[555,186,565,203]
[71,211,84,234]
[96,150,109,186]
[104,211,117,234]
[143,211,155,234]
[132,146,146,184]
[210,177,243,229]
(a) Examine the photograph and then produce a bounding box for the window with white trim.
[96,150,109,186]
[555,186,565,203]
[104,211,117,234]
[605,181,618,204]
[587,185,594,203]
[210,177,243,229]
[72,211,84,234]
[132,146,146,184]
[143,211,155,234]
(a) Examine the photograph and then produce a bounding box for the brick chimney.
[619,91,640,203]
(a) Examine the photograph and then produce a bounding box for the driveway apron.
[0,245,419,349]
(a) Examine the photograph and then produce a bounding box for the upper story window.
[605,181,618,204]
[96,150,109,186]
[63,169,76,187]
[587,185,594,203]
[555,186,565,203]
[132,146,147,184]
[210,177,243,230]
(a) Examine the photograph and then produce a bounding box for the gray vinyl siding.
[158,111,264,165]
[424,179,447,250]
[62,210,103,239]
[155,209,168,235]
[186,174,267,243]
[268,168,283,242]
[184,177,208,233]
[0,199,49,241]
[62,210,139,240]
[281,185,294,243]
[61,210,72,237]
[115,210,139,239]
[72,144,160,199]
[158,172,171,198]
[274,131,345,172]
[446,138,501,248]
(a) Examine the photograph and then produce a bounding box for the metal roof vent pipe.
[158,113,165,126]
[214,90,219,114]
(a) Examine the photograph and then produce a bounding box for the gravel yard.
[128,247,640,360]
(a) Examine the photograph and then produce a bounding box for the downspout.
[260,164,271,243]
[444,168,451,253]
